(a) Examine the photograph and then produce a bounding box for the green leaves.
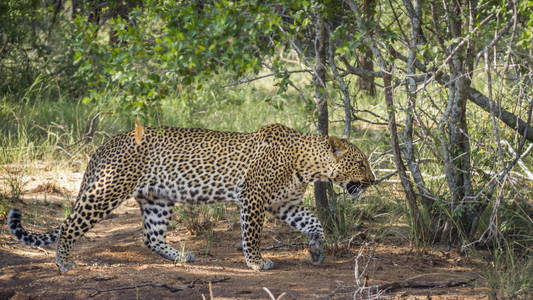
[69,0,287,116]
[517,0,533,49]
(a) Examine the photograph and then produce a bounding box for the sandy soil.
[0,164,489,299]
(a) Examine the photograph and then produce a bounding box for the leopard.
[8,123,375,271]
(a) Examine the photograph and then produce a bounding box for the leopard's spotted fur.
[8,124,375,271]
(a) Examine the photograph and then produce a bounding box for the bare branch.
[402,0,434,208]
[345,0,425,241]
[387,46,533,143]
[221,70,312,88]
[327,25,352,138]
[485,50,505,167]
[339,56,382,84]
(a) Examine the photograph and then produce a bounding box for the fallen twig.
[91,276,111,281]
[88,276,231,297]
[89,282,186,297]
[206,276,231,285]
[353,245,383,300]
[377,275,476,292]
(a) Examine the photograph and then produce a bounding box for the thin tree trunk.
[346,0,424,242]
[356,0,376,96]
[327,30,352,138]
[403,0,433,208]
[440,0,474,241]
[383,69,424,242]
[313,10,334,231]
[357,48,375,96]
[71,0,79,18]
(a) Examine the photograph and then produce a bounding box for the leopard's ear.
[134,119,145,145]
[328,136,347,161]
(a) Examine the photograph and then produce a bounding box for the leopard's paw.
[183,252,195,263]
[247,258,274,270]
[176,251,195,263]
[56,258,75,272]
[309,236,325,265]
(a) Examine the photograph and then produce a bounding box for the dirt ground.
[0,164,490,299]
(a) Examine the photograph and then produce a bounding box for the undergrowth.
[174,204,226,236]
[484,246,533,299]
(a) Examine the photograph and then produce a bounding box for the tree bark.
[438,0,474,241]
[403,0,434,208]
[313,10,334,231]
[356,0,376,96]
[357,48,375,96]
[383,69,423,241]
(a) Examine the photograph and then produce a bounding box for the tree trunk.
[440,0,474,242]
[383,69,424,243]
[327,33,352,138]
[71,0,80,18]
[313,10,334,232]
[357,48,375,96]
[403,0,434,209]
[356,0,376,96]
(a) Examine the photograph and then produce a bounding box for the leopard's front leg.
[240,198,274,270]
[269,201,325,265]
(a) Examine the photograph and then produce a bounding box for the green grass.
[0,82,310,165]
[0,94,109,164]
[484,247,533,299]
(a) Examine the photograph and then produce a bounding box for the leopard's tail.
[7,208,59,247]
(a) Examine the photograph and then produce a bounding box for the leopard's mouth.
[346,181,363,195]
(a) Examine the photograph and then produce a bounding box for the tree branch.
[327,25,352,138]
[387,46,533,143]
[221,70,312,88]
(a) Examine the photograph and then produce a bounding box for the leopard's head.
[327,136,375,196]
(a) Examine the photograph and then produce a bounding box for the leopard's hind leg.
[56,136,142,272]
[56,176,135,271]
[135,195,195,263]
